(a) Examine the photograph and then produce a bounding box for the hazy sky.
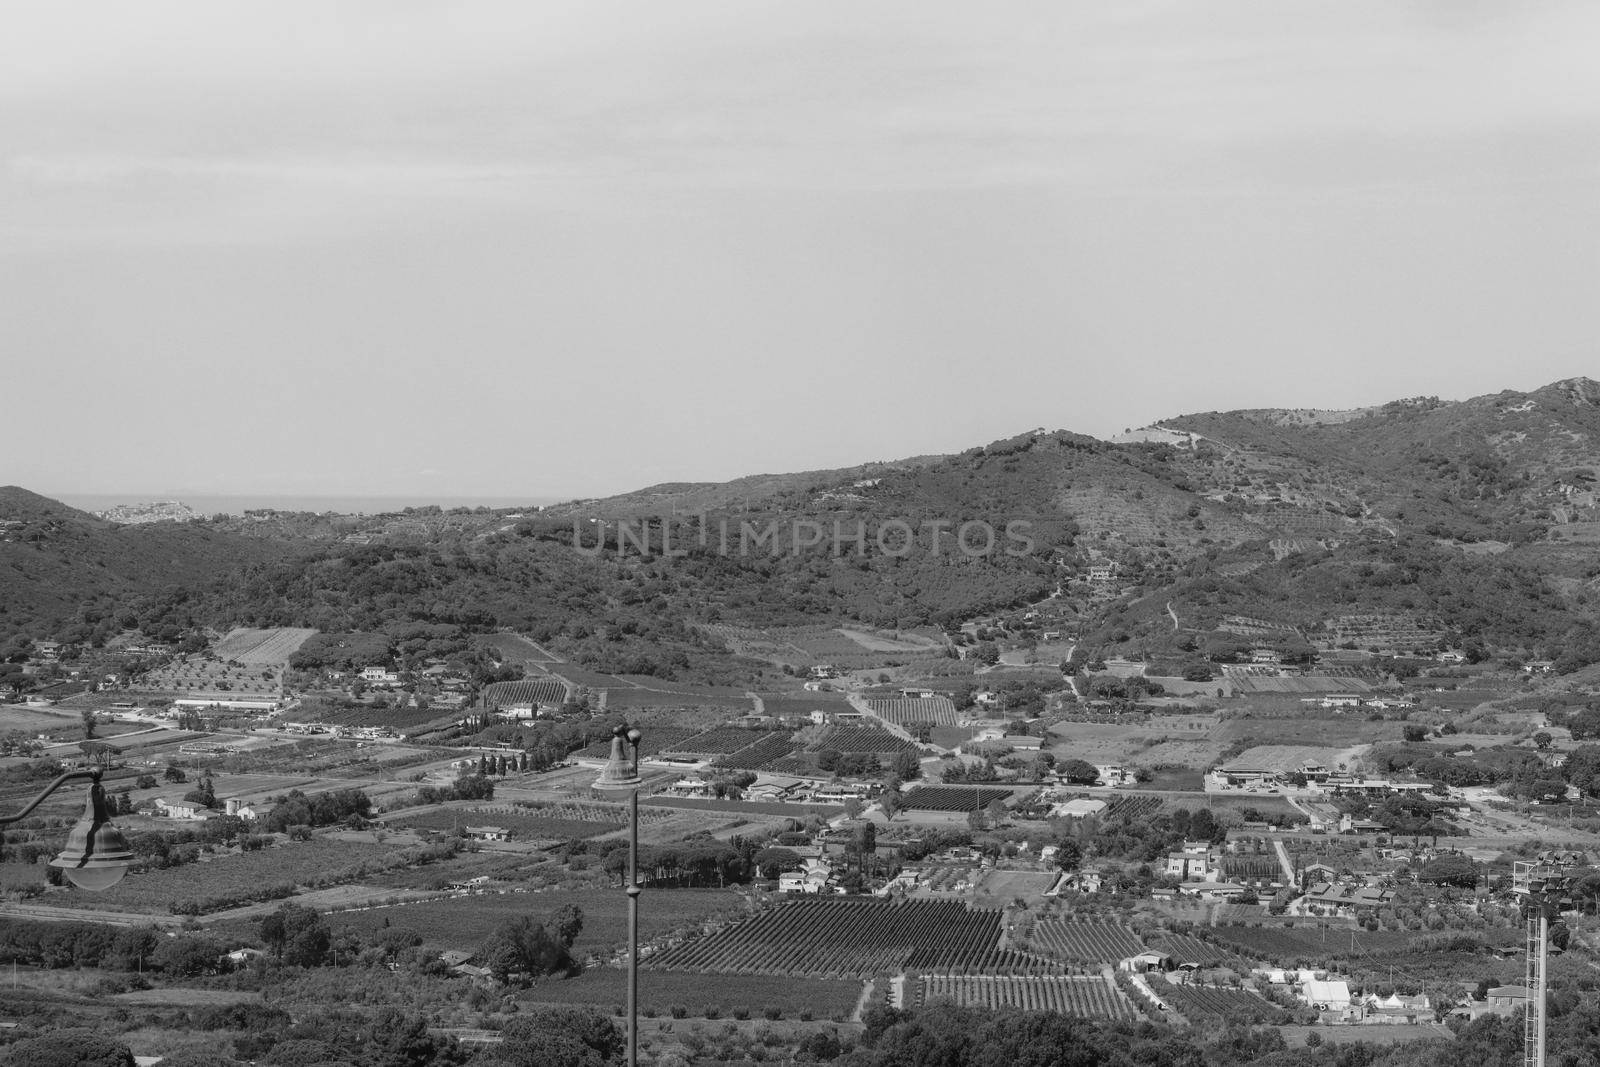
[4,2,1597,499]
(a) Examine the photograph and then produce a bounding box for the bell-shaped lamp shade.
[593,725,642,796]
[50,779,134,891]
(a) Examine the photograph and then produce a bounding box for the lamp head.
[593,724,642,794]
[50,774,134,892]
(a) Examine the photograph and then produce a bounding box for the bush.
[2,1028,136,1066]
[762,1005,782,1020]
[732,1006,750,1020]
[670,1005,688,1019]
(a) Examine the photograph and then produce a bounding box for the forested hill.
[0,486,294,645]
[5,377,1600,678]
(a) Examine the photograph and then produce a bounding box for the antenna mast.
[1513,851,1580,1067]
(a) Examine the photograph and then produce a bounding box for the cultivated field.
[917,975,1136,1018]
[1028,920,1145,963]
[481,678,569,707]
[327,887,750,958]
[1218,745,1348,772]
[1151,979,1286,1024]
[648,898,1044,978]
[818,725,919,755]
[214,627,318,665]
[864,696,961,727]
[45,839,394,915]
[518,967,863,1020]
[902,786,1015,812]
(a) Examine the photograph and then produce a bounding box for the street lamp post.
[593,725,643,1067]
[0,768,135,891]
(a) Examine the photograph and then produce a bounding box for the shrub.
[762,1005,782,1020]
[670,1005,688,1019]
[732,1006,751,1020]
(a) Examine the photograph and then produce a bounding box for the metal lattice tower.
[1513,851,1581,1067]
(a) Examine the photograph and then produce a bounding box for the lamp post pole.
[594,725,643,1067]
[627,754,640,1067]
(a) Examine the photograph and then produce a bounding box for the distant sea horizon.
[54,492,568,517]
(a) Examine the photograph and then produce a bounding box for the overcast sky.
[5,1,1598,499]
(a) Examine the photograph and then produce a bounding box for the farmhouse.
[154,798,207,820]
[465,825,511,842]
[1320,693,1363,709]
[360,666,401,686]
[779,857,834,894]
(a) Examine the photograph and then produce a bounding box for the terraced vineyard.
[865,696,961,727]
[481,678,569,707]
[902,785,1014,812]
[647,898,1047,978]
[1151,979,1287,1024]
[1029,920,1146,964]
[918,975,1137,1018]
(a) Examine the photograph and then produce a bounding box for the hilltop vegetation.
[4,378,1600,678]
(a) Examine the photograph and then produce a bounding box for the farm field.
[295,702,456,733]
[1028,920,1145,963]
[478,632,562,666]
[647,898,1044,978]
[712,733,805,771]
[641,796,836,818]
[1046,722,1158,764]
[326,888,748,958]
[817,725,919,755]
[518,967,863,1020]
[759,695,849,720]
[601,689,754,712]
[1129,739,1225,768]
[575,728,704,760]
[863,697,960,728]
[388,803,672,841]
[1231,675,1374,695]
[1218,745,1347,772]
[835,627,944,653]
[1203,924,1421,961]
[0,705,79,733]
[1151,979,1286,1024]
[917,975,1136,1019]
[1211,714,1403,748]
[667,728,775,755]
[481,679,569,707]
[1103,795,1166,820]
[44,839,394,915]
[214,627,317,664]
[902,786,1016,812]
[1146,934,1237,968]
[914,869,1058,905]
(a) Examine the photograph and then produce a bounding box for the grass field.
[46,839,394,915]
[602,690,753,712]
[325,888,749,958]
[518,967,863,1019]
